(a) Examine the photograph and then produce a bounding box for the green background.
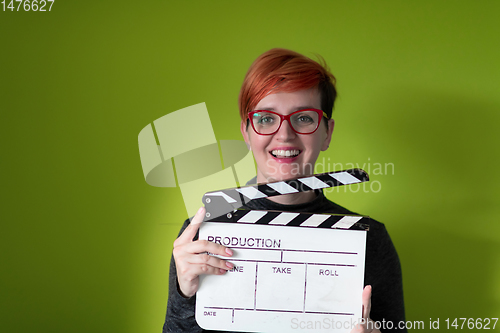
[2,1,499,332]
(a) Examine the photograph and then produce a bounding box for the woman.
[164,49,405,332]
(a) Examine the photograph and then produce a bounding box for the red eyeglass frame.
[248,108,329,135]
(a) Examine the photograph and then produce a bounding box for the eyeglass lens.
[251,110,320,134]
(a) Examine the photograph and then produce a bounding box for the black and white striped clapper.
[202,168,370,231]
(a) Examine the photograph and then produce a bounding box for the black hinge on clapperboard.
[202,168,371,231]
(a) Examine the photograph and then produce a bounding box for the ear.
[321,119,335,151]
[240,120,251,150]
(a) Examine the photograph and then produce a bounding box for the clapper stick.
[202,168,369,224]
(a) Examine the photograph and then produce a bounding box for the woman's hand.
[351,285,381,333]
[172,207,234,298]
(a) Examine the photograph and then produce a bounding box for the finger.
[179,262,230,280]
[362,285,372,320]
[176,207,205,244]
[187,252,234,270]
[184,239,233,257]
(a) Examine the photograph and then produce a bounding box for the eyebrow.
[255,106,316,112]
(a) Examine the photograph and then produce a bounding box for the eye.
[259,116,274,124]
[296,114,314,123]
[253,113,277,125]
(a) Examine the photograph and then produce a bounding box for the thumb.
[176,207,205,244]
[362,285,372,320]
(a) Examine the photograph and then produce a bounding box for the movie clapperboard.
[196,169,371,333]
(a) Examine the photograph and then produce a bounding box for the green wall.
[1,1,499,332]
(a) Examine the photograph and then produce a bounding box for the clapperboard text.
[207,235,281,248]
[206,235,340,277]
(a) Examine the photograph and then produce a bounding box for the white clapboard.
[196,169,370,333]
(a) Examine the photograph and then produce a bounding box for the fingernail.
[219,268,225,274]
[226,261,233,269]
[196,207,204,216]
[225,248,233,256]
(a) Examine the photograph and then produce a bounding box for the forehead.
[254,88,321,112]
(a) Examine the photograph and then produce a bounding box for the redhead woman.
[163,49,405,333]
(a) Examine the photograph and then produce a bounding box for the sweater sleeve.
[163,219,204,333]
[364,222,406,332]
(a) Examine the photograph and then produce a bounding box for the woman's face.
[241,88,335,183]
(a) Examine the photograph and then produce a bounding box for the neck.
[267,190,318,205]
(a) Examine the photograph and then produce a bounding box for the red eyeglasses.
[248,109,328,135]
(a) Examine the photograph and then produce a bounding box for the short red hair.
[238,48,337,121]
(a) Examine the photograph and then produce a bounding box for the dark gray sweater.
[163,190,406,332]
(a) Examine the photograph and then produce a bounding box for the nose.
[275,118,296,141]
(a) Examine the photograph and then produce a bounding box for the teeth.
[271,149,300,157]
